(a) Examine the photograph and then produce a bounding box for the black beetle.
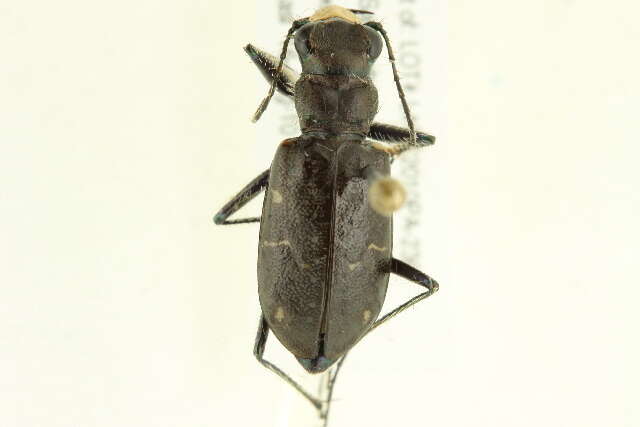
[214,5,439,424]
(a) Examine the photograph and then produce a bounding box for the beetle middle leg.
[213,168,269,225]
[369,258,439,333]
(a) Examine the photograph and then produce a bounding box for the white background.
[1,1,638,427]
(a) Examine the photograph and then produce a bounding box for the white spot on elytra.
[368,243,387,252]
[271,189,283,204]
[348,262,360,271]
[263,240,291,248]
[275,307,285,322]
[363,310,371,323]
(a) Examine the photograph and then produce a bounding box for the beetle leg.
[318,353,348,427]
[251,18,308,122]
[368,258,439,333]
[253,315,324,412]
[368,127,435,157]
[245,44,299,98]
[368,122,435,149]
[213,169,269,225]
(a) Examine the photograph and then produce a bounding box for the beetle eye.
[294,22,314,58]
[368,34,383,59]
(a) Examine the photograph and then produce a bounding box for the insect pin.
[214,5,439,426]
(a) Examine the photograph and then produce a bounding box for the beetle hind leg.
[318,354,348,427]
[253,315,323,411]
[253,316,349,425]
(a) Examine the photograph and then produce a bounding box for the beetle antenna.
[252,18,308,123]
[366,22,417,149]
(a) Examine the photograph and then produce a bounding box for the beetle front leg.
[253,315,324,412]
[245,44,299,98]
[368,258,439,333]
[213,169,269,225]
[368,122,435,148]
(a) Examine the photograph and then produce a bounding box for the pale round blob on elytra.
[368,177,407,216]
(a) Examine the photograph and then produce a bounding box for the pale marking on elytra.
[263,240,291,248]
[271,189,283,204]
[275,307,285,322]
[348,262,360,271]
[300,263,311,270]
[363,310,372,323]
[368,243,388,252]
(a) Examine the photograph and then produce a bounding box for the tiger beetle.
[214,5,439,425]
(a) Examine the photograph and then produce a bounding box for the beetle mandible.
[214,5,439,424]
